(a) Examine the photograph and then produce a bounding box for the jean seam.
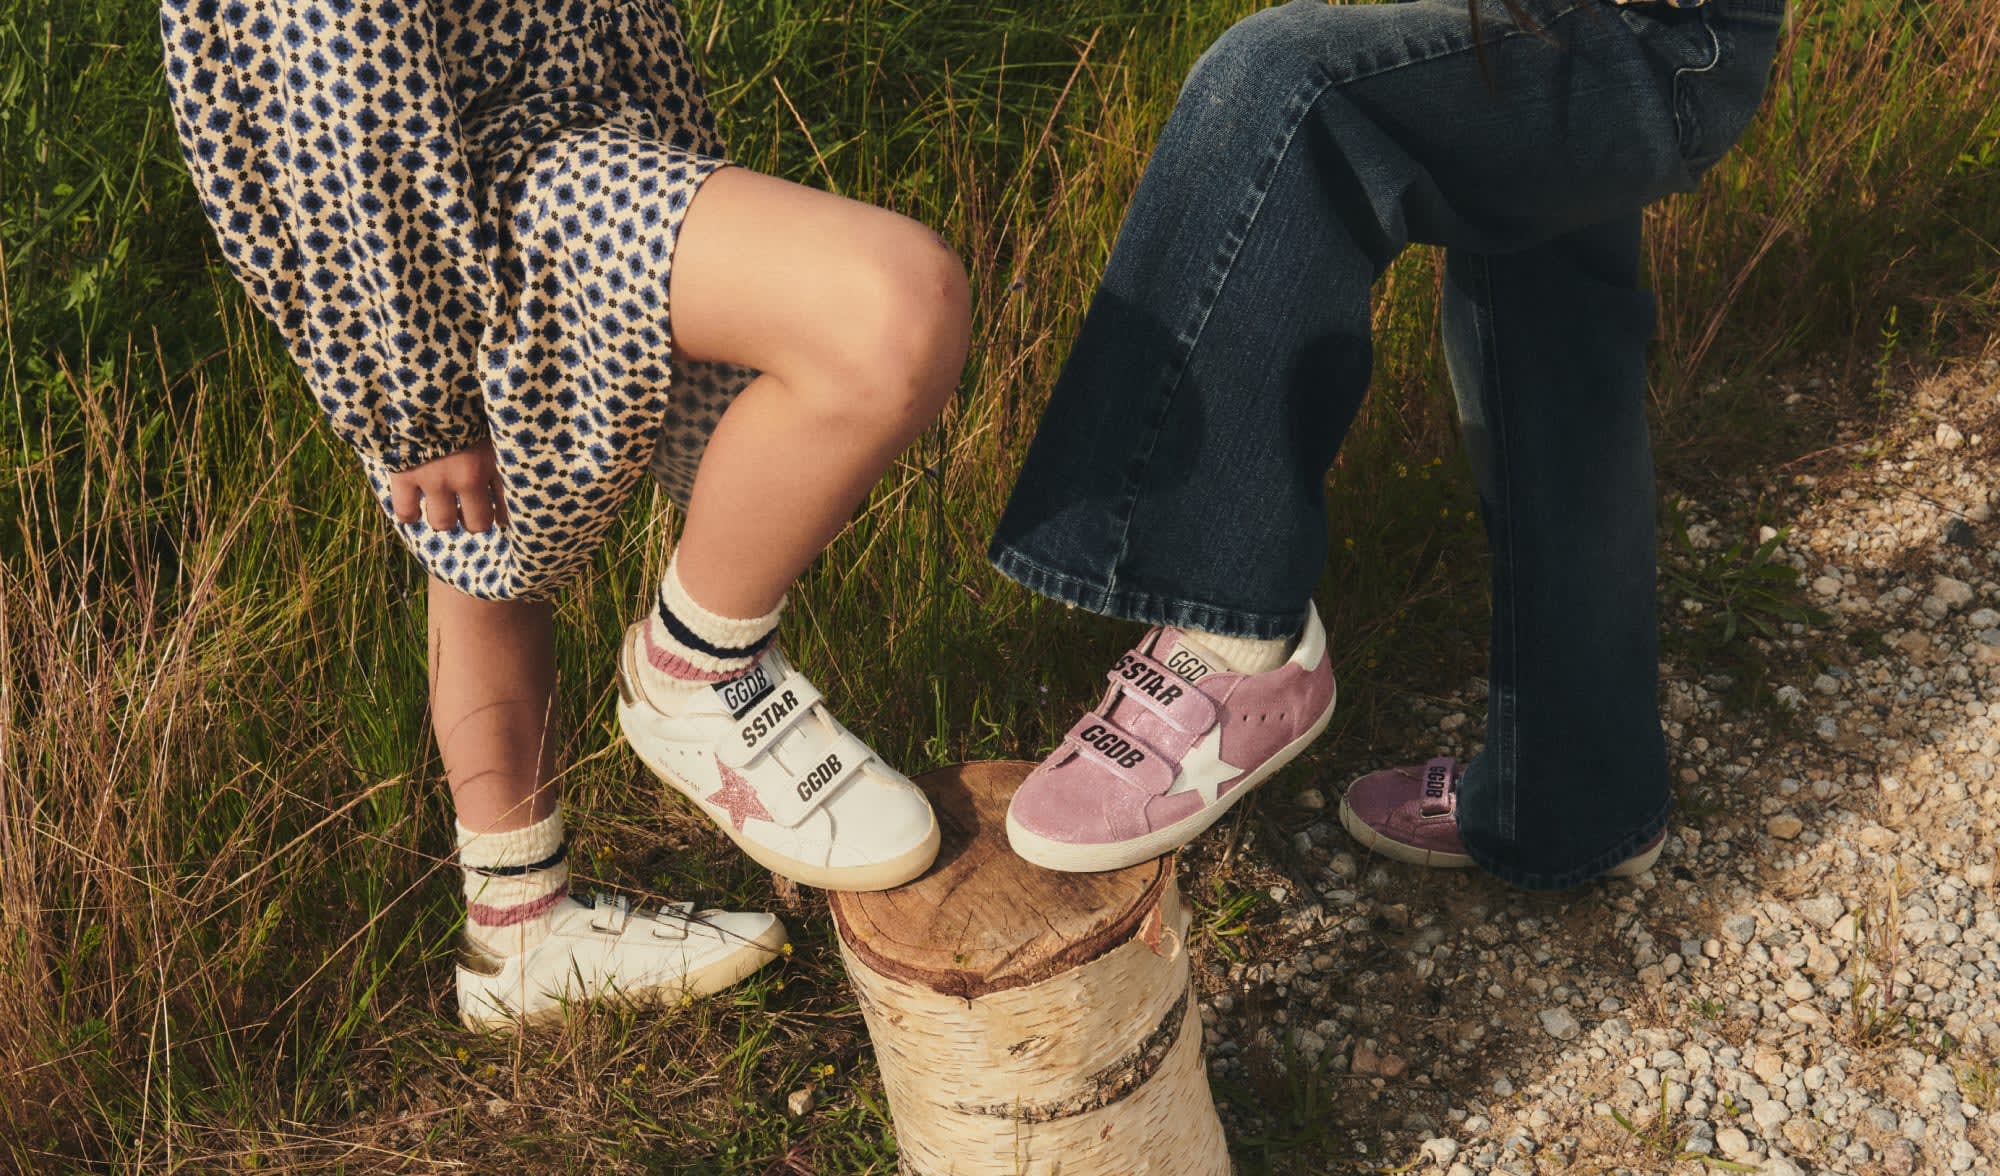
[1333,1,1595,89]
[1671,10,1724,161]
[1463,251,1521,844]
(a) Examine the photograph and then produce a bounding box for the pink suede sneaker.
[1006,604,1337,872]
[1339,757,1664,875]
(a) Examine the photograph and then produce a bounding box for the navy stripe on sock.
[466,839,567,877]
[656,597,777,661]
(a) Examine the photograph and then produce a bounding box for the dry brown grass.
[4,0,1997,1170]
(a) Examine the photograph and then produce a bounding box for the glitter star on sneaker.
[616,626,940,891]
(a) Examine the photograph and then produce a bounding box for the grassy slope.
[2,0,1996,1170]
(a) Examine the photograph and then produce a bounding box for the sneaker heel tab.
[457,936,506,978]
[1293,603,1329,667]
[615,626,644,707]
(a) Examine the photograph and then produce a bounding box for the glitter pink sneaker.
[1006,604,1337,872]
[1339,757,1664,875]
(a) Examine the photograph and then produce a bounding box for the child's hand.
[388,440,509,533]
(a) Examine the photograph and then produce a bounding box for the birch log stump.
[828,760,1231,1176]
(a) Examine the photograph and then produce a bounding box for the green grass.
[4,0,1998,1170]
[1608,1086,1759,1173]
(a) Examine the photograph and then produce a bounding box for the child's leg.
[993,0,1766,873]
[667,167,970,618]
[429,577,787,1029]
[427,578,557,834]
[613,167,967,891]
[1436,216,1671,887]
[990,0,1736,639]
[1339,218,1672,889]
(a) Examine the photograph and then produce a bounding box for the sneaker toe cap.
[818,769,936,867]
[1341,764,1424,827]
[1009,757,1128,845]
[689,910,787,955]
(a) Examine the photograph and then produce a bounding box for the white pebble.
[1934,575,1975,609]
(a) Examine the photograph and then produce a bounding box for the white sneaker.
[615,624,941,891]
[455,892,787,1030]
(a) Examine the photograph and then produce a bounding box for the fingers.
[451,462,507,533]
[390,476,424,526]
[456,480,496,534]
[423,486,463,533]
[386,443,507,534]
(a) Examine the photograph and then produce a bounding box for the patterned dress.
[160,0,754,599]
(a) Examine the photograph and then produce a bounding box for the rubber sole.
[1006,682,1338,874]
[1337,785,1666,878]
[1606,836,1665,877]
[1335,797,1475,870]
[457,917,790,1031]
[618,698,941,892]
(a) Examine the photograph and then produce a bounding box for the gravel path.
[1194,354,2000,1174]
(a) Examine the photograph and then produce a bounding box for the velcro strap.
[719,672,826,768]
[649,900,693,941]
[1419,757,1459,818]
[1107,650,1217,734]
[1062,715,1174,795]
[751,729,873,828]
[588,892,632,935]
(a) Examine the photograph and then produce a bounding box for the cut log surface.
[830,760,1171,998]
[830,761,1231,1176]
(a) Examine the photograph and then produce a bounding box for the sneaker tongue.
[709,651,787,720]
[1419,758,1458,817]
[1149,630,1219,686]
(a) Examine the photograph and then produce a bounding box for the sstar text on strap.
[1107,650,1219,735]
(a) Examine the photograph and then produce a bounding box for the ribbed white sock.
[1177,628,1297,675]
[457,810,567,957]
[639,554,785,690]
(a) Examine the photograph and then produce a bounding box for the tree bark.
[830,761,1231,1176]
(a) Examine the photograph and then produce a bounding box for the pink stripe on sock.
[468,883,568,928]
[642,621,762,683]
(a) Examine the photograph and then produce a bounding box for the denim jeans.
[989,0,1785,888]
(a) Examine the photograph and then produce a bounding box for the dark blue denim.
[989,0,1784,888]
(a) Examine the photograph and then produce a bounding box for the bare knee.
[796,219,970,433]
